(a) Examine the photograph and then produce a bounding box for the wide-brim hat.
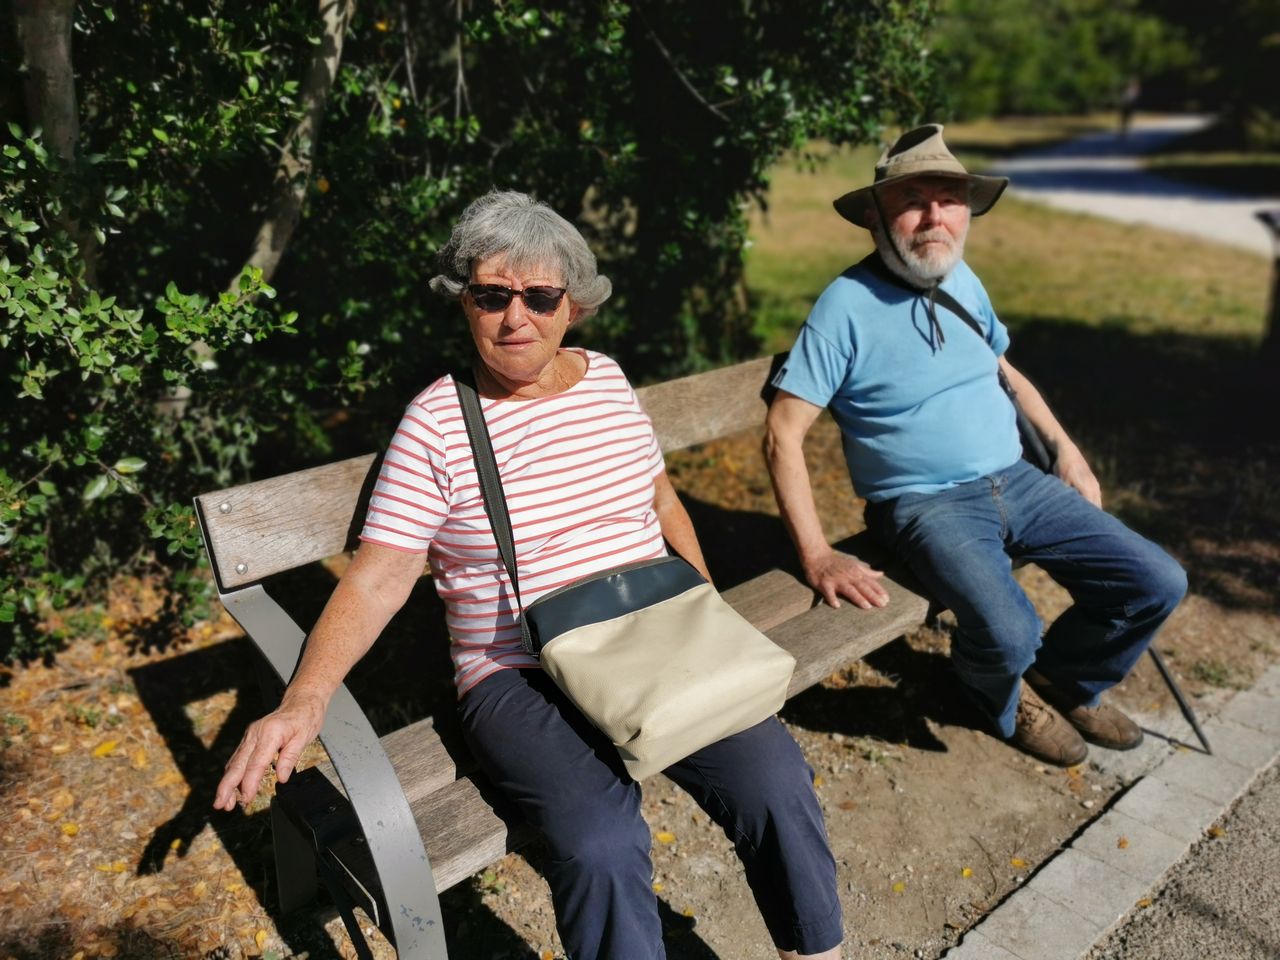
[833,123,1008,228]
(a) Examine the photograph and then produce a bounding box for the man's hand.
[1053,443,1102,508]
[213,690,327,811]
[803,550,890,610]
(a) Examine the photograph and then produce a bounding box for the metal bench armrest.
[218,582,450,958]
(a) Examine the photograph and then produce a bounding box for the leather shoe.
[1025,667,1144,751]
[1009,682,1088,767]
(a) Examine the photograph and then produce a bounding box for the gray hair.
[429,190,612,316]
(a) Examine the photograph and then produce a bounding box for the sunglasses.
[467,284,567,316]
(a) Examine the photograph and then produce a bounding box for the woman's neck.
[474,349,587,400]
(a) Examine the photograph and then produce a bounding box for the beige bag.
[457,376,795,779]
[526,557,796,780]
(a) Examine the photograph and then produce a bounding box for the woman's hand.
[213,689,328,811]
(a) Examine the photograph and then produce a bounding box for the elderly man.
[764,124,1186,766]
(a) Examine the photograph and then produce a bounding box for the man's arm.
[999,357,1102,507]
[763,390,889,609]
[653,468,713,584]
[213,542,427,810]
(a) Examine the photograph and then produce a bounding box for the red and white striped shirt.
[359,350,667,696]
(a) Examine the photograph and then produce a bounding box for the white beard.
[874,221,967,287]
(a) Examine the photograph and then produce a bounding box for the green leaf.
[246,74,260,96]
[151,128,170,143]
[83,475,110,501]
[113,457,147,475]
[37,481,57,496]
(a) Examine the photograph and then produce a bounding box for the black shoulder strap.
[454,371,535,650]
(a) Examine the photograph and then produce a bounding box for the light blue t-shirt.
[773,255,1022,502]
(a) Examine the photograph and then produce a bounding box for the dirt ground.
[2,413,1277,960]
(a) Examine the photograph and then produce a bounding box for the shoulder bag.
[454,373,796,780]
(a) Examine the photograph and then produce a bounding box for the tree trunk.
[12,0,98,286]
[237,0,357,288]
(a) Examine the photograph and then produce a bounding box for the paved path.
[944,664,1280,960]
[988,115,1278,258]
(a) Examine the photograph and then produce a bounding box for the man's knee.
[1133,547,1187,619]
[952,603,1043,677]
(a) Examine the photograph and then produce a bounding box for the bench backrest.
[195,355,780,591]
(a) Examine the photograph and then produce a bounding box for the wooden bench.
[194,354,932,959]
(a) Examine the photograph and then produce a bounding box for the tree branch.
[636,7,730,125]
[236,0,356,290]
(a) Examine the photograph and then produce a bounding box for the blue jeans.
[865,459,1186,738]
[459,668,842,960]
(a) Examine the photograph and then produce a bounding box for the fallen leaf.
[94,862,126,873]
[1010,857,1027,868]
[837,800,858,811]
[681,907,695,918]
[51,742,72,755]
[1117,837,1130,849]
[255,929,268,950]
[654,832,676,845]
[812,775,824,788]
[193,880,208,899]
[1207,826,1226,838]
[61,822,80,837]
[892,881,906,894]
[961,867,973,878]
[92,740,119,758]
[652,882,664,893]
[169,838,182,851]
[541,952,554,960]
[1136,898,1153,908]
[131,747,149,770]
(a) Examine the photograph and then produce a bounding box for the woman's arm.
[652,468,713,585]
[213,542,427,810]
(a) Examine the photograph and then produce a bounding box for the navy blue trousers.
[459,668,842,959]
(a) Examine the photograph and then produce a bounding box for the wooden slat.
[412,777,532,893]
[773,581,930,696]
[637,355,778,453]
[196,453,378,589]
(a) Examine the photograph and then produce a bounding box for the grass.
[745,132,1271,351]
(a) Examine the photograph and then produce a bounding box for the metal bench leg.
[1148,646,1212,754]
[271,799,319,913]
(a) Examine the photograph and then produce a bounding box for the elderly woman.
[214,191,843,960]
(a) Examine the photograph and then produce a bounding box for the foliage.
[1139,0,1280,148]
[930,0,1189,118]
[1,0,938,659]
